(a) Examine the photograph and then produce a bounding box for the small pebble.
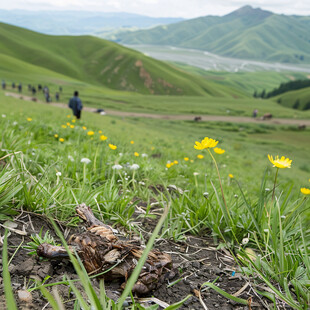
[18,290,32,303]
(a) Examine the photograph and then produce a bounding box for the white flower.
[203,192,209,198]
[234,194,238,198]
[264,229,269,233]
[81,158,91,164]
[193,172,199,176]
[2,114,6,118]
[141,153,148,158]
[13,121,18,126]
[68,155,74,162]
[242,237,249,245]
[281,215,286,219]
[31,152,35,156]
[112,164,123,170]
[130,164,140,170]
[265,188,270,191]
[56,172,62,177]
[139,181,145,186]
[119,153,123,156]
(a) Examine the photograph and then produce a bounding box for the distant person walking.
[1,80,6,90]
[55,92,60,101]
[68,91,83,119]
[18,83,22,93]
[253,109,258,118]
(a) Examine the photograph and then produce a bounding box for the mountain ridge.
[115,6,310,64]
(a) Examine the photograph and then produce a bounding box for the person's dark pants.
[76,110,81,119]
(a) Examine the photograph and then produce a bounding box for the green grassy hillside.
[275,87,310,110]
[0,22,240,97]
[116,6,310,64]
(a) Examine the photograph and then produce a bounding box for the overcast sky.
[1,0,309,18]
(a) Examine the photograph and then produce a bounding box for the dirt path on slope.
[5,92,310,126]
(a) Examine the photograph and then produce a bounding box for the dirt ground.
[5,91,310,126]
[0,206,271,310]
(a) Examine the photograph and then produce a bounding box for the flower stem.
[208,149,229,217]
[272,167,279,201]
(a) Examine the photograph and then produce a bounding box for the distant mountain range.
[0,22,242,97]
[115,6,310,64]
[0,10,183,35]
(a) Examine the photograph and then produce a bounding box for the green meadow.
[0,22,310,310]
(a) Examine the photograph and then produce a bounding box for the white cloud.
[1,0,310,17]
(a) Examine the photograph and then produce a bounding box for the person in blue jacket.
[68,91,83,119]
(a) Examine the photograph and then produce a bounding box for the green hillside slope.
[0,22,238,97]
[116,6,310,64]
[275,88,310,110]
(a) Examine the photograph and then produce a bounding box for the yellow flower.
[66,122,70,126]
[54,134,59,138]
[268,155,292,169]
[194,137,218,150]
[82,126,87,130]
[87,131,94,136]
[166,163,171,168]
[67,115,71,118]
[72,119,76,123]
[197,154,204,159]
[174,160,178,164]
[190,159,194,163]
[27,117,32,122]
[98,130,102,134]
[151,146,155,151]
[134,152,139,157]
[130,140,135,144]
[229,174,234,178]
[100,135,107,141]
[109,144,117,150]
[214,147,225,154]
[70,125,74,129]
[300,188,310,195]
[59,138,64,142]
[61,125,67,129]
[184,157,189,161]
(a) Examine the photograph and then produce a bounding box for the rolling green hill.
[275,87,310,110]
[116,6,310,64]
[0,22,241,97]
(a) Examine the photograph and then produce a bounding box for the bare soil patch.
[0,208,268,310]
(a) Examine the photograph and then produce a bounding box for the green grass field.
[0,21,310,309]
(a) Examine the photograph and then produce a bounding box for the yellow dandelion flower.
[59,138,64,142]
[27,117,32,122]
[100,135,107,141]
[174,160,178,164]
[197,154,204,159]
[109,144,117,150]
[130,140,135,144]
[214,147,225,154]
[61,125,67,129]
[66,122,70,126]
[268,155,292,169]
[70,125,74,129]
[82,126,87,130]
[184,157,189,161]
[87,131,94,136]
[166,163,171,168]
[194,137,218,150]
[54,134,59,138]
[134,152,139,157]
[67,115,71,118]
[300,188,310,195]
[98,130,102,134]
[151,146,155,151]
[72,119,76,123]
[229,174,234,178]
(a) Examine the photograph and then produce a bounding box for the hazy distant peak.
[225,5,273,19]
